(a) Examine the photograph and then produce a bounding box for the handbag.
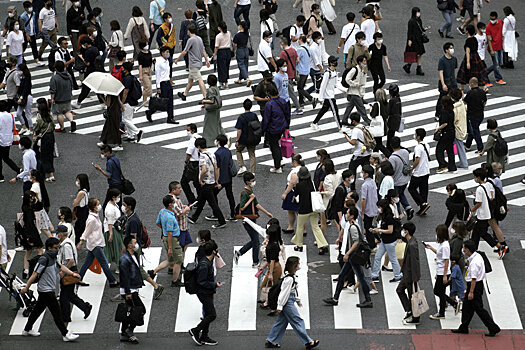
[11,114,20,145]
[437,0,448,11]
[108,32,122,59]
[417,21,430,43]
[411,283,430,317]
[215,253,226,269]
[350,225,371,266]
[433,130,442,142]
[234,190,260,220]
[62,275,81,286]
[248,35,254,56]
[110,157,135,195]
[115,301,145,326]
[397,117,405,132]
[311,181,326,213]
[404,51,418,63]
[260,280,271,301]
[89,258,102,274]
[280,130,294,158]
[149,95,170,112]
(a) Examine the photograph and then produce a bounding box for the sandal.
[305,340,320,349]
[293,246,303,252]
[265,341,281,348]
[234,80,243,85]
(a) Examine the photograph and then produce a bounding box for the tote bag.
[411,283,430,317]
[320,0,337,22]
[280,130,294,158]
[311,181,326,213]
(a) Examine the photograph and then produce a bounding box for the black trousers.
[60,280,89,322]
[195,293,216,336]
[471,219,497,250]
[121,292,145,334]
[396,279,419,321]
[408,174,429,208]
[348,155,371,191]
[191,184,226,225]
[370,66,386,95]
[25,291,68,336]
[373,137,391,157]
[458,282,500,333]
[434,274,456,315]
[266,132,282,169]
[313,98,341,128]
[297,74,313,105]
[436,131,457,171]
[23,34,40,60]
[214,182,236,218]
[181,161,201,205]
[0,145,20,180]
[363,214,377,249]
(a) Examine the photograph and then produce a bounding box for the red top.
[486,20,503,51]
[280,48,298,79]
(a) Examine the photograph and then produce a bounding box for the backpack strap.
[301,46,310,57]
[392,153,408,167]
[344,24,357,44]
[283,48,295,72]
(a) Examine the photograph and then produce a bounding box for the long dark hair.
[284,256,300,274]
[36,98,53,123]
[377,198,392,217]
[31,169,51,211]
[76,173,90,192]
[267,224,283,245]
[18,63,31,79]
[22,190,36,212]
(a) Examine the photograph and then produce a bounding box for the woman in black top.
[193,0,213,57]
[456,24,489,89]
[233,21,251,86]
[386,84,401,152]
[435,96,457,173]
[137,40,153,103]
[290,167,329,254]
[20,190,44,279]
[368,32,391,95]
[403,7,428,76]
[259,224,284,309]
[16,63,33,135]
[313,149,330,235]
[444,184,469,228]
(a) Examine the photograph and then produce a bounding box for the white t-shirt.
[361,19,375,47]
[475,33,487,60]
[0,224,8,265]
[257,40,273,71]
[309,42,322,70]
[412,142,430,177]
[475,182,494,220]
[436,241,451,275]
[39,7,56,31]
[31,182,42,202]
[351,125,372,157]
[237,0,251,5]
[186,133,201,161]
[260,18,274,41]
[290,25,303,50]
[340,23,360,53]
[104,202,121,232]
[6,31,24,56]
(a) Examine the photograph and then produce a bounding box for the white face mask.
[416,12,421,17]
[214,140,220,147]
[28,7,33,13]
[251,180,256,187]
[187,131,192,137]
[144,44,149,50]
[96,204,102,212]
[282,67,287,72]
[93,31,98,37]
[482,29,486,34]
[377,39,383,45]
[315,39,322,44]
[74,2,80,7]
[168,18,173,23]
[360,40,366,45]
[19,144,23,150]
[116,197,121,203]
[378,208,383,214]
[490,19,497,24]
[349,177,355,184]
[133,243,140,251]
[449,48,455,55]
[360,63,367,69]
[75,180,80,187]
[14,24,19,31]
[394,197,400,204]
[401,230,407,238]
[450,228,456,235]
[265,38,272,43]
[163,52,170,59]
[8,13,14,18]
[307,38,313,44]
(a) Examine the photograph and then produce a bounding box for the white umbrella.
[82,72,124,96]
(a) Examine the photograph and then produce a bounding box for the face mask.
[360,63,367,69]
[307,38,313,44]
[46,2,52,8]
[96,16,101,22]
[116,197,121,203]
[490,20,497,24]
[19,144,23,150]
[315,39,322,44]
[414,134,418,140]
[74,2,80,7]
[451,228,456,235]
[96,204,102,212]
[377,39,383,45]
[349,177,355,184]
[332,62,338,67]
[93,31,98,37]
[266,38,272,43]
[14,24,19,30]
[144,45,149,50]
[28,7,33,12]
[378,208,383,214]
[100,153,105,158]
[394,197,400,204]
[251,181,256,187]
[482,29,486,34]
[57,214,62,221]
[360,40,366,45]
[187,131,192,137]
[449,48,455,55]
[416,12,421,17]
[401,230,407,238]
[133,243,140,252]
[168,18,173,23]
[8,13,14,18]
[47,250,58,258]
[75,180,80,187]
[163,52,170,59]
[282,67,287,72]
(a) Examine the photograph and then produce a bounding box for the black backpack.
[28,253,51,282]
[242,113,262,146]
[341,66,358,88]
[491,133,508,157]
[477,251,492,273]
[129,76,143,101]
[48,47,61,72]
[280,25,293,41]
[267,275,295,311]
[184,262,199,294]
[486,179,508,221]
[302,15,316,35]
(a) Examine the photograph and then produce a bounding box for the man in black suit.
[396,222,422,325]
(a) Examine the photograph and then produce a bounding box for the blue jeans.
[239,222,260,264]
[372,241,402,280]
[454,138,468,168]
[78,246,117,283]
[350,259,371,301]
[466,118,483,152]
[266,294,312,345]
[236,47,250,80]
[234,4,251,28]
[394,184,411,210]
[440,10,454,35]
[486,49,503,81]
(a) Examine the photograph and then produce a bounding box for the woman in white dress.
[502,6,518,68]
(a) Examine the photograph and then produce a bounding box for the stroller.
[0,267,36,317]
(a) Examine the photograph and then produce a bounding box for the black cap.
[262,70,273,78]
[328,55,339,64]
[52,225,68,234]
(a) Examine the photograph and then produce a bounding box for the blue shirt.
[273,72,289,102]
[214,146,233,185]
[149,0,166,25]
[106,155,122,185]
[17,149,37,182]
[235,112,259,145]
[296,44,311,76]
[450,264,465,297]
[262,97,291,135]
[361,177,379,217]
[156,208,180,237]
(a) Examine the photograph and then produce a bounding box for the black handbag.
[350,225,371,266]
[248,35,254,56]
[115,302,145,326]
[466,214,477,231]
[433,131,442,142]
[149,95,170,112]
[121,177,135,195]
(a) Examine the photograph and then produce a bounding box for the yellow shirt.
[159,23,176,49]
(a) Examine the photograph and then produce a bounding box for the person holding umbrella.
[72,37,102,109]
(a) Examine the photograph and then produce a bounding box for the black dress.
[405,17,426,56]
[100,95,122,145]
[457,37,489,86]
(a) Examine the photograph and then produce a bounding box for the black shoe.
[171,281,184,287]
[323,298,338,306]
[382,265,393,272]
[147,269,156,279]
[77,281,90,287]
[200,336,218,345]
[22,272,28,279]
[451,328,469,334]
[312,98,318,109]
[70,121,77,133]
[356,300,373,308]
[306,340,320,349]
[83,303,92,319]
[145,110,153,123]
[177,92,187,101]
[109,282,119,288]
[282,229,294,234]
[438,29,444,38]
[403,64,411,74]
[417,203,431,216]
[136,130,143,142]
[445,35,454,39]
[294,246,303,252]
[407,208,415,221]
[457,27,465,35]
[166,119,179,124]
[416,66,425,76]
[485,328,500,337]
[265,340,281,348]
[168,267,173,274]
[189,328,202,345]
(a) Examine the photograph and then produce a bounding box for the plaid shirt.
[261,97,291,135]
[172,195,188,231]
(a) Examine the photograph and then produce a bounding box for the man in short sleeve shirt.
[346,113,371,191]
[408,128,431,216]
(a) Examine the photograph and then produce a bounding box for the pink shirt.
[215,31,232,49]
[81,212,105,251]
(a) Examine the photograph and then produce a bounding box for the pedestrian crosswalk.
[4,40,525,205]
[0,242,522,336]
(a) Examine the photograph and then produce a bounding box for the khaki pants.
[291,212,328,248]
[38,28,57,58]
[236,144,256,173]
[142,67,153,99]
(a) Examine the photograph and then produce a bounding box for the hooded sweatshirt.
[49,71,73,103]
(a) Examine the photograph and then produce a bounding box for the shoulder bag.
[417,21,430,44]
[259,49,276,73]
[108,31,121,59]
[153,0,165,16]
[349,224,371,266]
[61,242,81,285]
[310,180,326,213]
[133,18,148,42]
[234,190,260,220]
[392,153,412,176]
[411,282,430,317]
[110,157,135,195]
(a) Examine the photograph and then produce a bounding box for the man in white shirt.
[55,37,78,89]
[9,136,36,193]
[289,16,305,50]
[0,101,20,183]
[38,0,58,59]
[452,239,500,337]
[408,128,431,216]
[257,30,276,76]
[337,12,360,66]
[0,224,10,270]
[310,56,340,131]
[181,123,201,205]
[146,46,174,123]
[475,22,487,60]
[306,31,323,95]
[345,112,372,191]
[469,168,499,251]
[360,7,376,47]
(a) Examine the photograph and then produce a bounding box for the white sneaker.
[270,167,283,174]
[35,61,45,67]
[310,123,320,131]
[71,101,81,109]
[96,142,104,147]
[339,126,350,133]
[112,146,124,151]
[237,166,247,175]
[370,289,379,295]
[63,332,79,342]
[22,330,40,337]
[15,246,25,251]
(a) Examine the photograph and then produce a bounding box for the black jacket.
[119,250,144,294]
[294,179,315,214]
[197,257,216,295]
[445,196,469,227]
[66,7,85,35]
[328,183,346,220]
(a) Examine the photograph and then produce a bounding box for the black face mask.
[332,62,338,68]
[46,2,52,8]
